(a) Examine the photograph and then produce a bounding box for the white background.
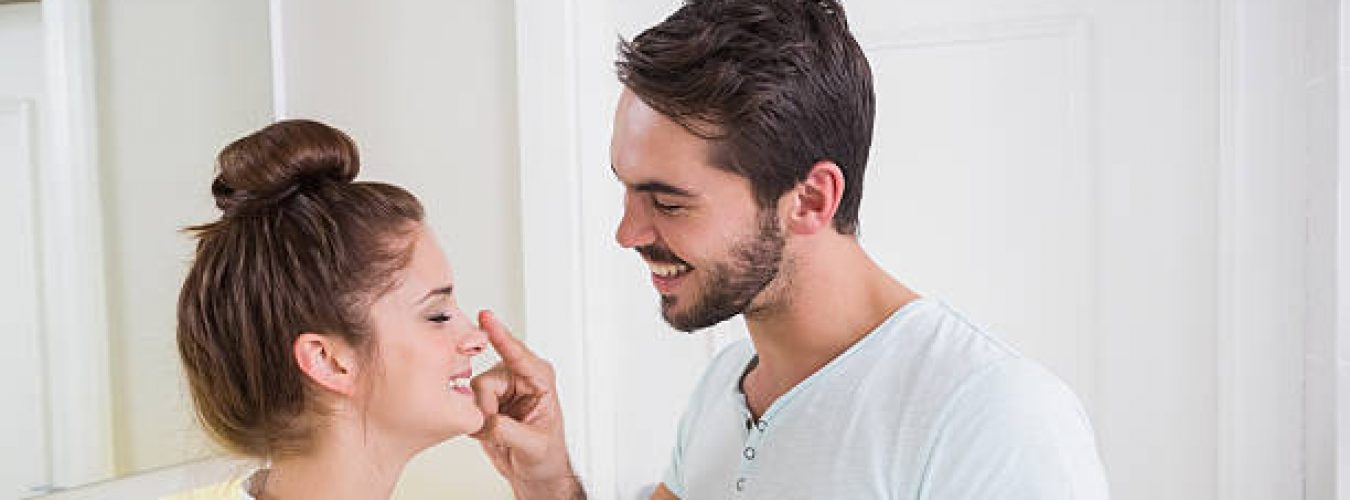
[5,0,1349,498]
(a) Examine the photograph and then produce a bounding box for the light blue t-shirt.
[662,298,1110,499]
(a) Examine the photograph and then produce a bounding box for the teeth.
[448,378,471,391]
[647,262,690,278]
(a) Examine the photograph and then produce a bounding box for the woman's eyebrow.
[417,285,454,305]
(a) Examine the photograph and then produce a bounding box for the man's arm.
[470,310,586,500]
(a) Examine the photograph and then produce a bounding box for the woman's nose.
[458,328,488,356]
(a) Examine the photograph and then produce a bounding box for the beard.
[654,210,786,332]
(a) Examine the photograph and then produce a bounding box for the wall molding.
[40,0,115,489]
[513,0,606,495]
[1216,0,1320,497]
[861,16,1089,52]
[267,0,287,119]
[0,98,50,497]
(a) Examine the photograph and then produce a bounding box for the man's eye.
[653,200,684,213]
[427,313,452,323]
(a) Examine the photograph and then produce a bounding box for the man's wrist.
[511,475,586,500]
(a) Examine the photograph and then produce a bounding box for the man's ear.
[783,161,845,235]
[294,332,359,396]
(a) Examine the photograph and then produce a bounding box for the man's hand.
[471,310,585,499]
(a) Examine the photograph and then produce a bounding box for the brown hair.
[176,119,424,458]
[616,0,875,234]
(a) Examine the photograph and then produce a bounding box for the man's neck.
[741,238,918,418]
[260,413,415,500]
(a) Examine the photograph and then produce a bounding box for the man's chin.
[658,299,689,332]
[658,299,697,333]
[660,299,738,333]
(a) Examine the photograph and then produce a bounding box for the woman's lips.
[448,369,473,396]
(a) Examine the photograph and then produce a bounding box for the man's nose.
[615,198,655,249]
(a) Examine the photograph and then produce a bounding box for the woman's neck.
[258,418,415,500]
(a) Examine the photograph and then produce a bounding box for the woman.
[177,119,489,499]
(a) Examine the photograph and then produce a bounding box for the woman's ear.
[783,161,845,235]
[294,332,358,396]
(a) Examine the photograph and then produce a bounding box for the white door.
[0,3,50,498]
[516,0,1313,498]
[849,2,1215,499]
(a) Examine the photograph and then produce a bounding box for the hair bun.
[212,119,360,214]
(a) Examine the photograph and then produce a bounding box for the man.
[472,0,1110,498]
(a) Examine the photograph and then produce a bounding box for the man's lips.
[645,259,691,278]
[646,260,692,294]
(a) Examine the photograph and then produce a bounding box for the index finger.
[478,309,540,369]
[470,363,509,415]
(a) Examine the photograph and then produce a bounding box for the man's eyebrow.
[417,285,454,304]
[634,181,694,197]
[610,165,695,197]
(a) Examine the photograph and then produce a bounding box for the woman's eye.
[427,313,452,323]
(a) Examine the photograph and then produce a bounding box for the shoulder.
[948,357,1090,426]
[921,358,1109,498]
[939,356,1096,440]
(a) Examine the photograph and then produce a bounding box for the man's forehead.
[610,163,699,197]
[614,89,666,133]
[611,90,732,194]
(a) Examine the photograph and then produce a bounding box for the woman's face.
[361,225,487,448]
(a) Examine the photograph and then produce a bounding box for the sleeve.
[916,358,1111,500]
[661,415,688,498]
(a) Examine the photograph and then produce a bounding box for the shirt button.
[744,447,756,460]
[755,420,767,431]
[736,478,746,491]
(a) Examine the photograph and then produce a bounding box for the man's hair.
[617,0,875,234]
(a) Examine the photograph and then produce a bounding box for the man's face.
[610,89,786,332]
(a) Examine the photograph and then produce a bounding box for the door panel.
[847,1,1218,498]
[859,17,1095,397]
[0,3,49,497]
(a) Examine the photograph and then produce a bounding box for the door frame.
[1216,0,1344,497]
[38,0,115,491]
[513,0,612,494]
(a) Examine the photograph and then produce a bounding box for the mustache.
[636,244,689,266]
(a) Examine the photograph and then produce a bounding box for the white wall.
[91,0,274,477]
[275,0,522,497]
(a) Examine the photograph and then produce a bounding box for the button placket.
[734,416,769,497]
